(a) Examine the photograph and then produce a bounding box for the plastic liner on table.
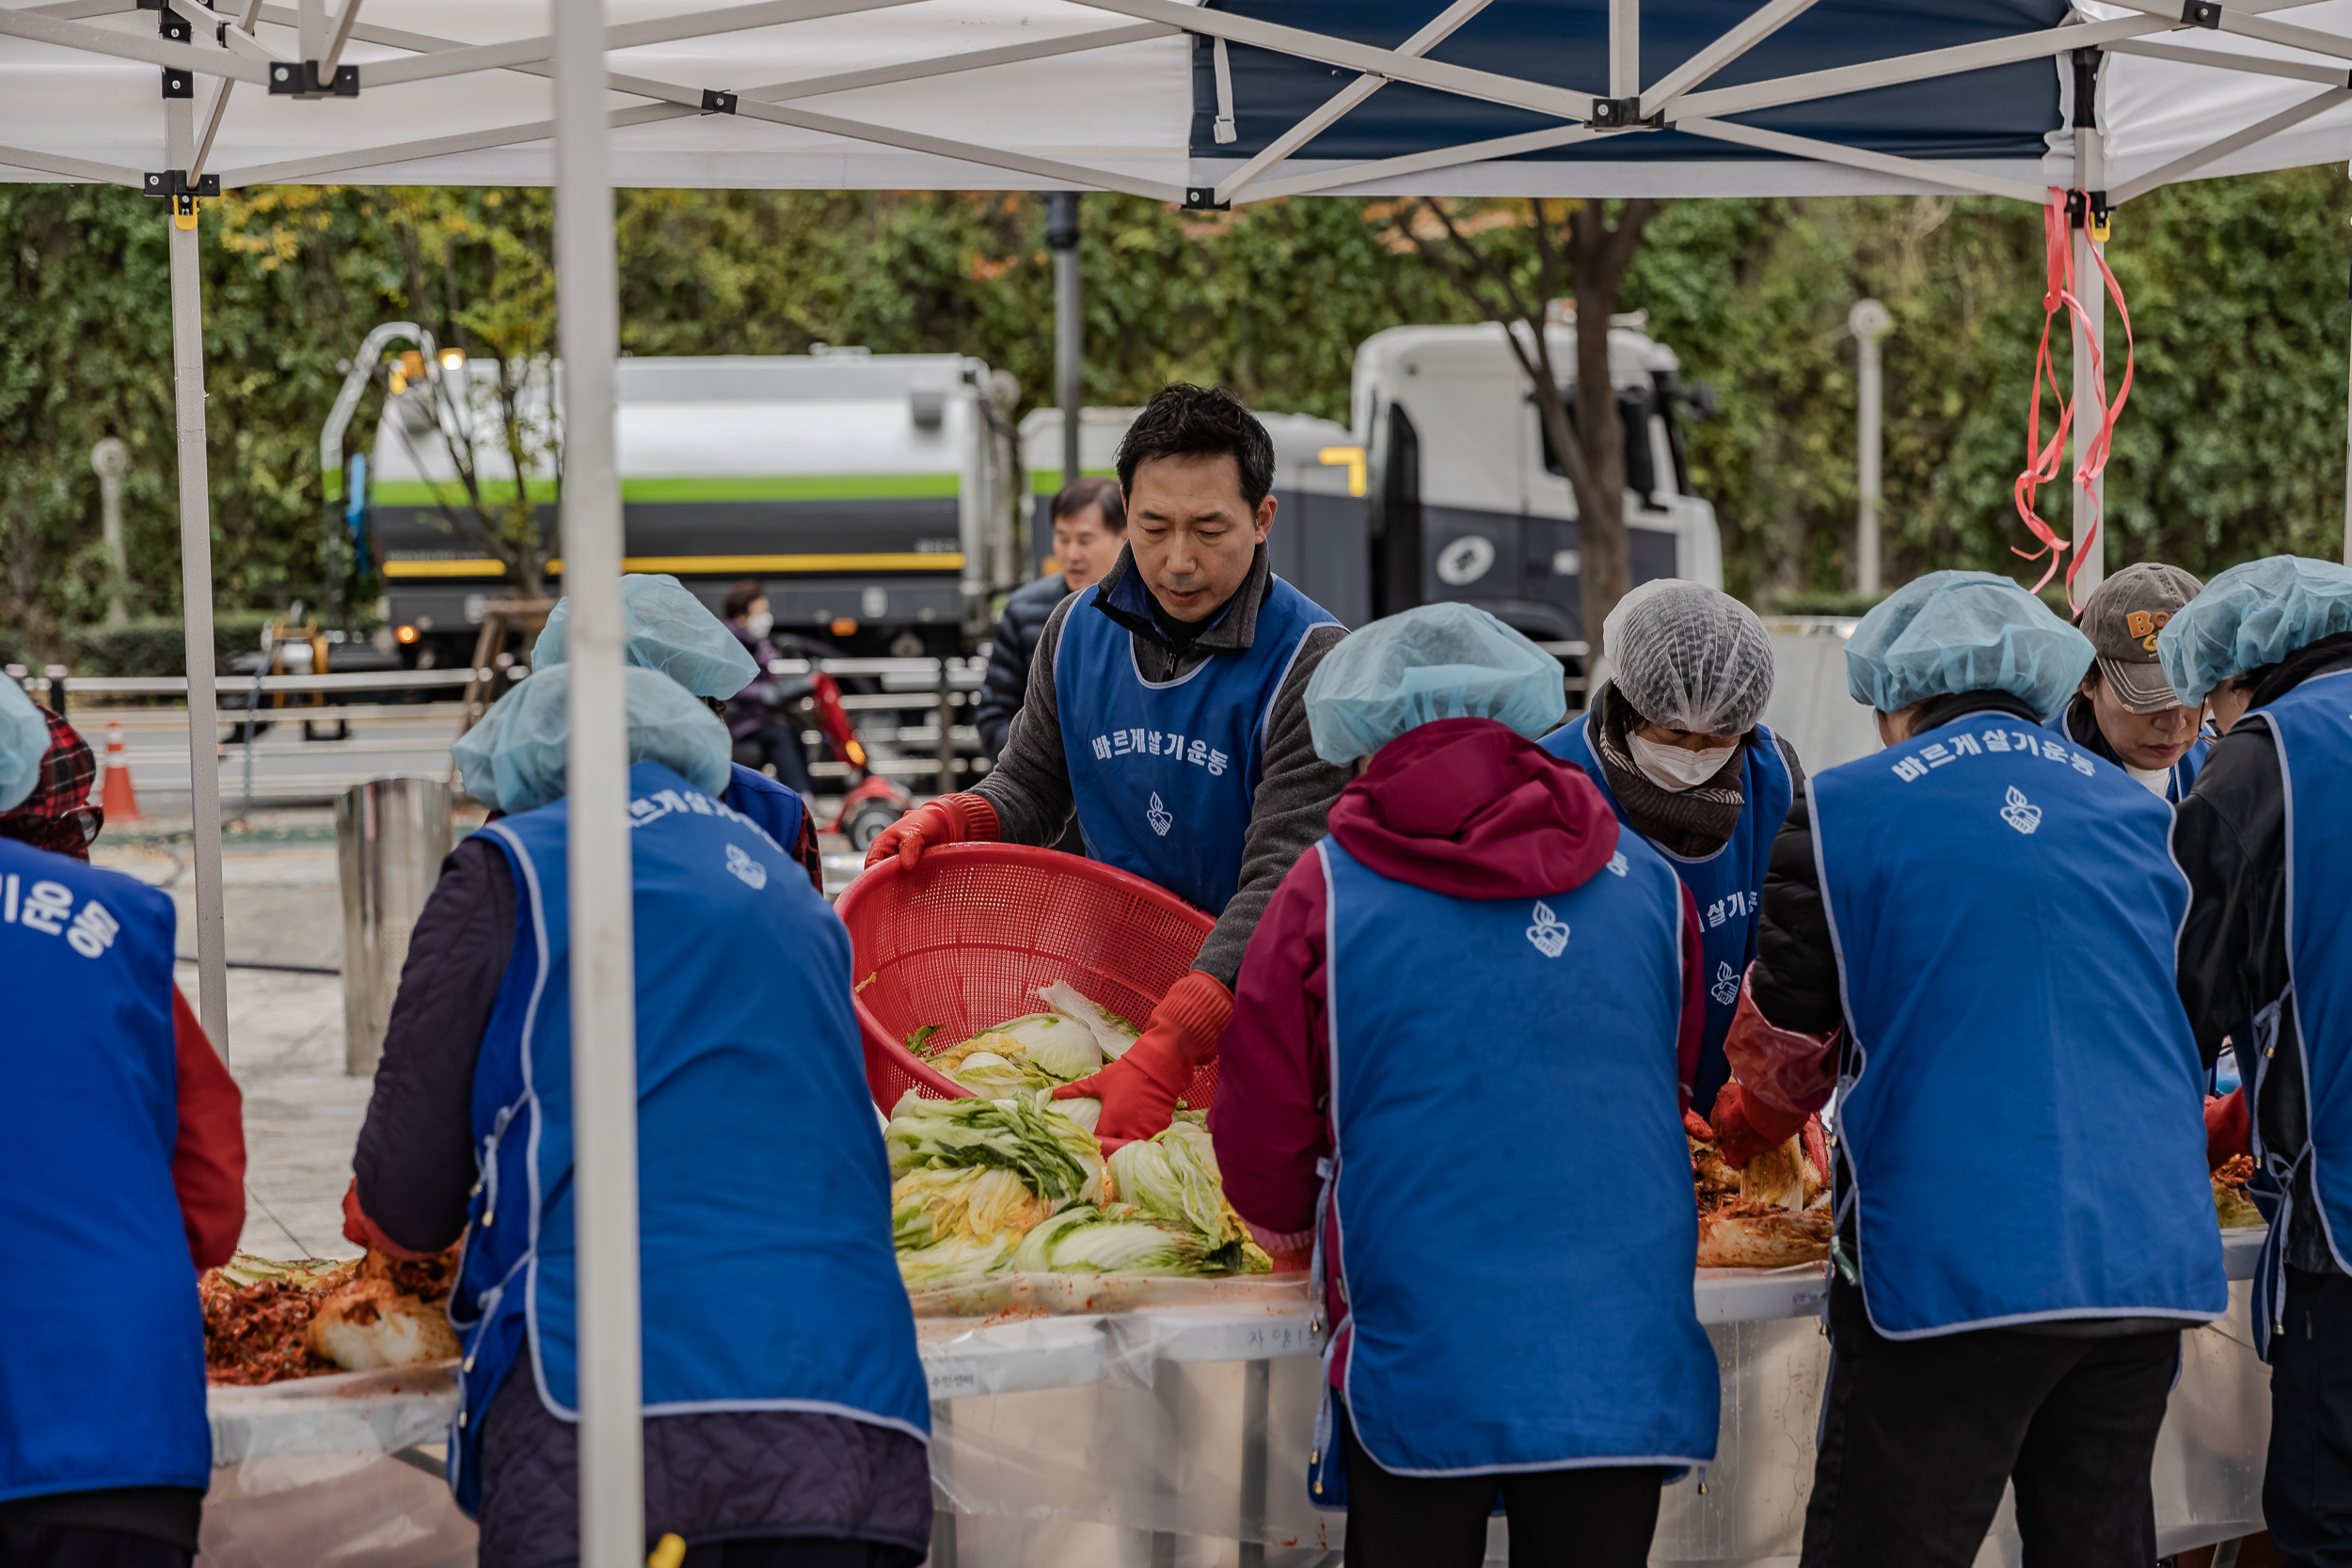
[906,1271,1308,1321]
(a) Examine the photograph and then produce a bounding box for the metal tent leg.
[164,95,229,1056]
[1238,1358,1270,1568]
[553,0,645,1562]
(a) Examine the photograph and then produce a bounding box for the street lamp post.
[1850,298,1891,600]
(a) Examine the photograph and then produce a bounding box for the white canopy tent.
[9,0,2352,1558]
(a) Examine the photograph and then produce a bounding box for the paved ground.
[93,804,868,1264]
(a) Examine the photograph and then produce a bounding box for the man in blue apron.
[1544,578,1797,1113]
[533,574,819,889]
[2049,562,2210,802]
[866,385,1352,1143]
[1212,604,1715,1568]
[1709,571,2226,1568]
[2165,556,2352,1567]
[0,679,246,1568]
[342,666,931,1567]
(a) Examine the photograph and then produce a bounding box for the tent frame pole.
[554,0,645,1558]
[2072,48,2106,601]
[165,94,230,1054]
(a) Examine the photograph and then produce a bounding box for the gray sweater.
[975,544,1351,988]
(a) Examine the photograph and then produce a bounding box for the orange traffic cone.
[100,721,145,824]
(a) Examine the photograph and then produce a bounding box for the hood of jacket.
[1327,717,1618,900]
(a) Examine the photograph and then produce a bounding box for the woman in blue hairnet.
[532,574,819,887]
[342,667,930,1568]
[1543,578,1800,1114]
[1707,570,2224,1568]
[2163,556,2352,1565]
[1213,604,1714,1568]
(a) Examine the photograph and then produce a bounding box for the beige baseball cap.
[2076,562,2204,713]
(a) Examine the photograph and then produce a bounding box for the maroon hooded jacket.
[1207,717,1706,1261]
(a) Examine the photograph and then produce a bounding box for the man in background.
[975,476,1125,757]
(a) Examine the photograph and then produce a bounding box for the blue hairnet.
[1303,603,1566,766]
[1845,569,2092,717]
[2157,555,2352,705]
[531,574,758,699]
[452,664,732,815]
[0,677,47,814]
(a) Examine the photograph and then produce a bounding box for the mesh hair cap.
[2157,555,2352,705]
[1601,578,1776,736]
[0,677,46,815]
[452,664,732,815]
[532,573,759,700]
[1304,602,1566,765]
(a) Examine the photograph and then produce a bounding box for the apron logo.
[1526,899,1569,958]
[1606,851,1629,878]
[1147,792,1173,837]
[724,843,768,889]
[1710,960,1740,1006]
[2000,785,2042,836]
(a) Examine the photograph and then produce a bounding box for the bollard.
[337,774,452,1075]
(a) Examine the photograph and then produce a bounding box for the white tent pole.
[163,98,230,1053]
[2071,51,2106,600]
[1610,0,1637,99]
[553,0,644,1557]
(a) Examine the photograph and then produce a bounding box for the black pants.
[1337,1403,1661,1568]
[0,1524,191,1568]
[675,1539,920,1568]
[1801,1276,2179,1568]
[733,723,814,799]
[2266,1264,2352,1566]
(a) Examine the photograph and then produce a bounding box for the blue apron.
[2238,670,2352,1359]
[1318,833,1717,1483]
[1812,715,2226,1338]
[723,761,806,853]
[2047,707,2211,803]
[0,842,211,1502]
[446,760,928,1515]
[1543,711,1790,1110]
[1056,577,1339,911]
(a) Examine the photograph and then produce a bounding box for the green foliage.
[62,613,276,678]
[4,176,2347,661]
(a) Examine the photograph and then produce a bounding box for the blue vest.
[1055,577,1339,911]
[2242,670,2352,1355]
[2047,707,2211,803]
[1812,715,2227,1337]
[446,761,928,1514]
[1543,712,1790,1110]
[0,842,211,1502]
[1322,835,1718,1475]
[723,761,807,854]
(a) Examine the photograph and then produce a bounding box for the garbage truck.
[365,349,1019,668]
[1020,314,1722,645]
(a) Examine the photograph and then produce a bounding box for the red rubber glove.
[1683,1109,1717,1143]
[1709,1081,1810,1170]
[2206,1088,2250,1172]
[862,792,999,870]
[341,1178,441,1262]
[1054,971,1233,1144]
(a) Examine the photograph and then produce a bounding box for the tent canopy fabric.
[5,0,2352,205]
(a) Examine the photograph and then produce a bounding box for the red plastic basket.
[835,843,1217,1113]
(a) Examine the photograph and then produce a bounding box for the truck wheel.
[844,800,904,852]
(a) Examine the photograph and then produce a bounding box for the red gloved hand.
[341,1178,440,1261]
[2206,1088,2250,1171]
[1054,971,1234,1143]
[863,792,999,870]
[1683,1109,1717,1143]
[1709,1081,1810,1170]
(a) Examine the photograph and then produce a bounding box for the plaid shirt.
[0,705,101,860]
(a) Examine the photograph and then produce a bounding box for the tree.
[1375,196,1661,657]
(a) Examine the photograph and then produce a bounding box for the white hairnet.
[531,574,758,699]
[452,664,732,815]
[1304,603,1566,766]
[2157,555,2352,705]
[0,677,47,815]
[1602,578,1775,735]
[1845,570,2092,718]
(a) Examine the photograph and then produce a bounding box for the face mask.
[745,611,773,640]
[1628,733,1738,793]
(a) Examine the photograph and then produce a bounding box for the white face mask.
[1628,733,1738,793]
[744,610,774,640]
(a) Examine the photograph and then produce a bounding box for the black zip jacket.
[2175,632,2352,1276]
[974,573,1070,757]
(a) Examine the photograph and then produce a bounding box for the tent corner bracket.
[701,88,738,114]
[1588,96,1662,131]
[268,58,359,96]
[2182,1,2221,27]
[1183,187,1230,211]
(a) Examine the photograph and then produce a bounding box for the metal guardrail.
[24,656,989,699]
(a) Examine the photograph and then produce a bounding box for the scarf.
[1589,681,1746,859]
